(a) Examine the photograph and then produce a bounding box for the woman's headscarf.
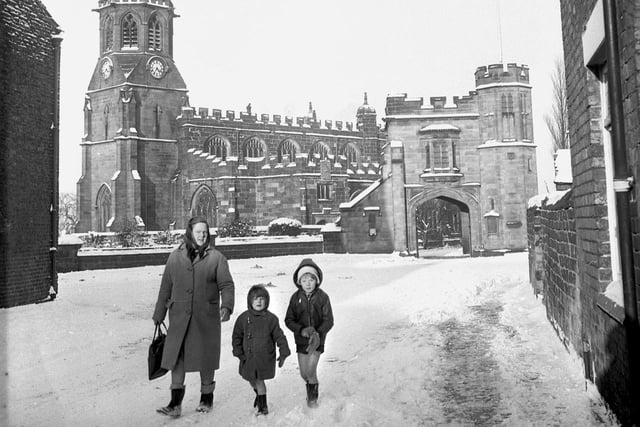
[184,216,211,260]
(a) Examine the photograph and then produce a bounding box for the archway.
[96,184,112,232]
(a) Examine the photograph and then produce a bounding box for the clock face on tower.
[100,58,113,79]
[148,58,165,79]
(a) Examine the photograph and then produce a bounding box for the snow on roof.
[420,124,460,132]
[390,140,403,147]
[339,179,382,209]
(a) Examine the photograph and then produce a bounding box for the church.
[76,0,537,255]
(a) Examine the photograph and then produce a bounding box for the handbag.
[148,322,168,380]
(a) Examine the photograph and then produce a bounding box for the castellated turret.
[474,63,530,86]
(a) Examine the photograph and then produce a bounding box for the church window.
[104,16,113,52]
[244,137,265,158]
[96,184,112,232]
[278,139,298,163]
[148,15,162,51]
[501,94,516,140]
[103,105,110,140]
[191,185,217,227]
[317,183,331,201]
[122,14,138,49]
[204,135,228,160]
[309,142,330,164]
[343,143,359,166]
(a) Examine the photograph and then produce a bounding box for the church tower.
[76,0,188,232]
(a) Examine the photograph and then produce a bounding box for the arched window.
[278,139,298,163]
[244,137,265,158]
[343,143,359,166]
[308,141,330,164]
[96,184,112,232]
[103,105,110,140]
[122,14,138,49]
[204,135,229,160]
[191,186,217,227]
[104,16,113,52]
[148,15,161,51]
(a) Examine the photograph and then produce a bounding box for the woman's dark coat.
[152,243,235,372]
[231,285,290,381]
[285,258,334,354]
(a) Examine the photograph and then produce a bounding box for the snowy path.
[0,253,618,426]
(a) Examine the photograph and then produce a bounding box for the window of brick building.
[309,142,330,165]
[122,14,138,49]
[317,183,331,201]
[343,143,359,166]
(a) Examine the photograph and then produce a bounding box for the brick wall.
[0,0,60,307]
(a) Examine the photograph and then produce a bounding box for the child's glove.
[277,354,288,368]
[305,331,320,354]
[301,326,316,338]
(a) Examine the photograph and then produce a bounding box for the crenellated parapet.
[179,106,360,133]
[474,63,530,87]
[385,92,479,116]
[97,0,173,7]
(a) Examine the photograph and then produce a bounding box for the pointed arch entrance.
[190,185,217,226]
[408,188,480,255]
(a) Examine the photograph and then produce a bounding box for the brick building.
[528,0,640,423]
[0,0,62,307]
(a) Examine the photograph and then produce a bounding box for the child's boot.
[256,394,268,415]
[306,383,319,408]
[157,386,185,417]
[196,381,215,413]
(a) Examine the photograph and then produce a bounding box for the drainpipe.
[603,0,639,415]
[50,30,64,299]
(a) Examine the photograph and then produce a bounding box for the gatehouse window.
[433,141,449,169]
[122,14,138,49]
[104,16,113,52]
[148,15,162,51]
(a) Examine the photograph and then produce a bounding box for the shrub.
[116,219,148,247]
[268,217,302,236]
[217,220,253,238]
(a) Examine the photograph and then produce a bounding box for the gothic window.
[278,139,298,163]
[96,184,112,232]
[433,141,449,169]
[343,143,359,166]
[148,15,162,51]
[501,94,515,140]
[191,185,217,227]
[244,137,265,158]
[122,14,138,49]
[204,135,228,160]
[104,16,113,52]
[317,183,331,201]
[309,142,330,164]
[103,105,110,140]
[520,93,529,140]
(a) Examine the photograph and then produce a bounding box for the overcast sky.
[42,0,564,194]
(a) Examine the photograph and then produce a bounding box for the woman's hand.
[220,307,231,322]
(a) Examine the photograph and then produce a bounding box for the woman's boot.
[256,394,268,415]
[196,381,215,413]
[253,388,258,408]
[157,387,185,417]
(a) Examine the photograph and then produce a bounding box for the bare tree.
[59,192,78,234]
[544,57,569,152]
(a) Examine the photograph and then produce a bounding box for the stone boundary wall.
[58,238,323,273]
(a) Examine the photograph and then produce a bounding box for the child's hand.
[305,332,320,353]
[277,354,288,368]
[301,326,316,338]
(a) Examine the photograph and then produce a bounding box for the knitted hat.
[296,265,319,284]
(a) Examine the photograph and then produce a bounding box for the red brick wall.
[0,0,59,307]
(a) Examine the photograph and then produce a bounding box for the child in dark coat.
[285,258,334,408]
[232,285,290,415]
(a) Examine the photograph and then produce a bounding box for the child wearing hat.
[232,285,290,416]
[285,258,334,408]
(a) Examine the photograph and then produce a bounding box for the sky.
[0,252,618,425]
[42,0,565,195]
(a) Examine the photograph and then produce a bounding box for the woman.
[152,217,235,417]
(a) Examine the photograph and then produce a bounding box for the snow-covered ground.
[0,252,620,426]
